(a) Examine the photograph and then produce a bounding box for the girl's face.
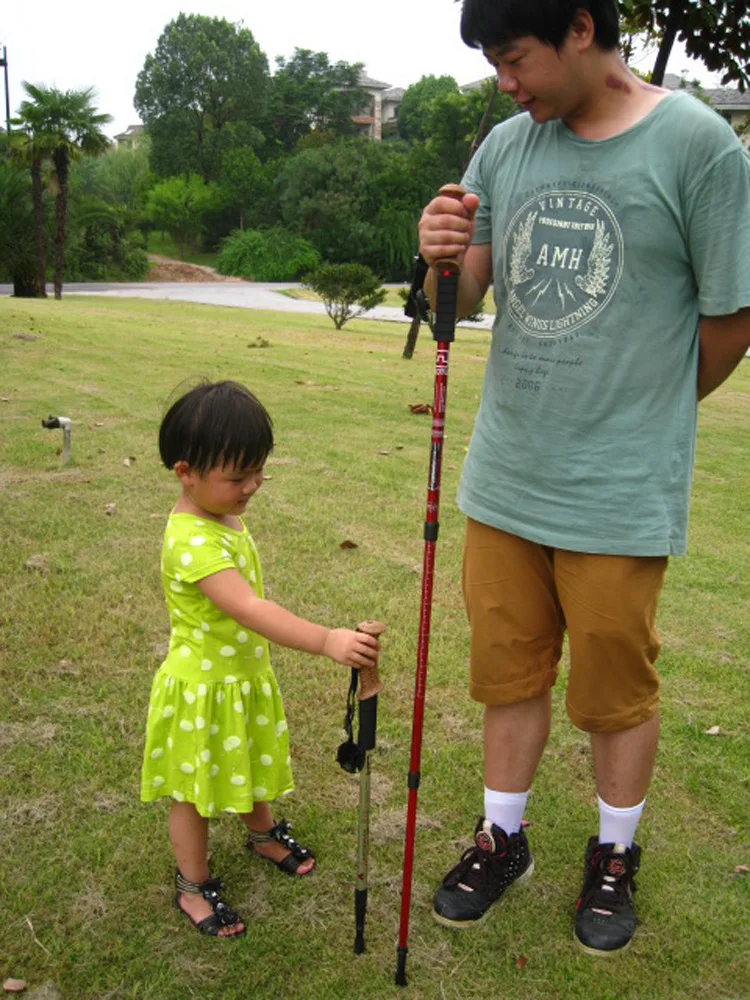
[176,460,266,519]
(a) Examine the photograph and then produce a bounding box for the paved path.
[0,281,493,330]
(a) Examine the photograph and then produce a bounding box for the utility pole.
[0,46,10,135]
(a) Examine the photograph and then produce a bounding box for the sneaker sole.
[432,857,535,930]
[573,932,633,958]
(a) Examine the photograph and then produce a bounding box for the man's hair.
[460,0,620,52]
[159,380,274,475]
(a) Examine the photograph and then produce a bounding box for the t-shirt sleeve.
[684,134,750,317]
[168,530,236,584]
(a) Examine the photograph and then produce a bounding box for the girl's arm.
[196,569,379,668]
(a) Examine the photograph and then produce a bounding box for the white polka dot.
[201,622,210,632]
[173,609,182,618]
[192,629,203,641]
[237,631,248,644]
[224,674,237,684]
[207,802,215,814]
[220,646,236,658]
[223,736,242,752]
[241,681,251,695]
[189,535,206,547]
[197,684,207,697]
[179,720,194,732]
[224,806,237,814]
[246,737,254,750]
[167,736,174,749]
[172,790,185,802]
[216,690,225,704]
[238,555,247,569]
[183,690,196,705]
[230,775,246,786]
[179,644,191,658]
[170,581,183,593]
[221,549,231,559]
[200,749,211,762]
[175,573,181,582]
[201,660,213,672]
[254,646,264,659]
[256,714,269,726]
[260,754,273,766]
[195,716,206,730]
[209,724,219,736]
[262,682,272,697]
[194,520,205,527]
[249,570,257,584]
[180,762,194,774]
[233,700,244,714]
[161,706,175,719]
[181,553,193,567]
[150,747,164,759]
[252,786,267,798]
[195,756,200,769]
[286,756,291,766]
[210,765,220,778]
[167,537,175,549]
[151,776,165,788]
[194,782,200,796]
[276,720,288,736]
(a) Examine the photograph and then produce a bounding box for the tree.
[303,263,387,329]
[217,227,319,281]
[267,49,368,153]
[14,83,111,299]
[397,76,460,143]
[618,1,750,89]
[145,174,218,259]
[0,162,40,296]
[134,15,269,181]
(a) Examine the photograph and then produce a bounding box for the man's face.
[483,34,583,124]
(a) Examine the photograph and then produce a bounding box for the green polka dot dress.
[140,513,293,817]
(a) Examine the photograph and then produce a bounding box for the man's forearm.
[698,310,750,400]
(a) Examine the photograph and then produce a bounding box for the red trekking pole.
[396,183,465,988]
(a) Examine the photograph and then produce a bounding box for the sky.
[2,0,725,138]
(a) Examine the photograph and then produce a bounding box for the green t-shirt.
[458,92,750,556]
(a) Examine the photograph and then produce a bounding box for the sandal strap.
[246,818,312,859]
[174,870,243,930]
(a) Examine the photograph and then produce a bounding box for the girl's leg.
[240,802,315,875]
[170,801,245,936]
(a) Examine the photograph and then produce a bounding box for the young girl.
[141,380,380,938]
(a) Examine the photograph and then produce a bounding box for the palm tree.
[15,84,112,299]
[10,101,55,297]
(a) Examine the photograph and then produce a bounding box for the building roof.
[662,73,750,111]
[358,73,392,90]
[382,87,404,102]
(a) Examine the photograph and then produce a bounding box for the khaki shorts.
[463,518,667,733]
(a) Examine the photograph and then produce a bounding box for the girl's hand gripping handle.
[356,620,385,700]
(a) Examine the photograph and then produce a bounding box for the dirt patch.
[0,720,59,748]
[145,254,245,284]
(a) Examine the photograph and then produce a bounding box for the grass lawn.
[0,296,748,1000]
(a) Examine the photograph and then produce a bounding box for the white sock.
[484,787,529,835]
[597,795,645,849]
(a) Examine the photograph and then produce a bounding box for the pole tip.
[395,947,408,987]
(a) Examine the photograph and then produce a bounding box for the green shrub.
[217,227,320,281]
[303,262,386,329]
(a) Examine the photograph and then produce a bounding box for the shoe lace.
[443,839,510,892]
[582,849,636,915]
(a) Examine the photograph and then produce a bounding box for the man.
[419,0,750,956]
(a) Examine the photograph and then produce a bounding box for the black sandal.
[174,870,246,937]
[246,818,316,876]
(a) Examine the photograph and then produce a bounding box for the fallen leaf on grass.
[377,450,390,456]
[25,555,49,573]
[295,380,316,386]
[339,540,359,550]
[734,865,750,875]
[104,503,117,516]
[704,725,721,736]
[55,660,79,676]
[1,397,9,403]
[2,979,26,993]
[122,456,137,467]
[94,421,104,427]
[515,955,528,971]
[409,403,432,415]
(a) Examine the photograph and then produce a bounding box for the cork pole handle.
[356,620,385,700]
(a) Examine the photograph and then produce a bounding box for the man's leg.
[433,521,562,929]
[559,550,667,956]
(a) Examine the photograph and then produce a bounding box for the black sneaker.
[433,817,534,928]
[574,837,641,956]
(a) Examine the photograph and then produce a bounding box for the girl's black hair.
[460,0,620,52]
[159,380,274,475]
